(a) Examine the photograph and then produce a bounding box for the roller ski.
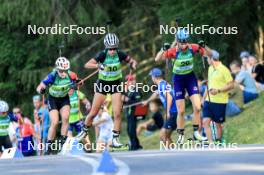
[109,136,129,152]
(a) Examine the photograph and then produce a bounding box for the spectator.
[123,74,143,150]
[225,100,241,117]
[13,107,33,126]
[32,95,50,148]
[240,51,252,74]
[8,117,19,147]
[249,55,264,90]
[93,106,113,153]
[141,68,178,148]
[230,60,259,104]
[68,89,91,137]
[16,116,37,156]
[202,49,234,144]
[137,101,164,136]
[0,100,17,157]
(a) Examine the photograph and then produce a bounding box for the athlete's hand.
[37,83,46,94]
[198,40,206,48]
[163,42,171,51]
[76,79,84,86]
[97,64,105,70]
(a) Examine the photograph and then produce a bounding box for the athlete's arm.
[191,43,212,58]
[155,48,176,62]
[125,56,137,69]
[117,51,137,69]
[84,58,99,69]
[155,50,165,62]
[37,72,56,93]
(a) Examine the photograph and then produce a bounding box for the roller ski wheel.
[110,144,129,152]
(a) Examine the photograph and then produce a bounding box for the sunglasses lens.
[58,70,66,73]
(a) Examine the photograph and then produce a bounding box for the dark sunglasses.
[108,48,117,51]
[58,69,67,73]
[178,39,188,44]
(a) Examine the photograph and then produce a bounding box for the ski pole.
[78,69,99,84]
[39,95,45,156]
[58,43,64,57]
[106,20,113,33]
[123,101,144,109]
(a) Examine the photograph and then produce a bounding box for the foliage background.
[0,0,263,116]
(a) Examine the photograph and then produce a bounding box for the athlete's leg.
[60,105,70,137]
[82,135,92,153]
[85,93,106,126]
[76,93,106,141]
[111,92,122,132]
[67,123,73,137]
[190,94,206,142]
[176,99,185,129]
[45,109,59,155]
[190,94,201,126]
[176,99,185,143]
[111,92,123,147]
[47,110,60,140]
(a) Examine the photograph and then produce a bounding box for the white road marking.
[70,154,130,175]
[112,146,264,158]
[218,163,264,172]
[69,155,100,175]
[114,158,130,175]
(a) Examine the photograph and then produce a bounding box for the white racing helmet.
[55,57,70,70]
[104,33,119,49]
[0,100,9,113]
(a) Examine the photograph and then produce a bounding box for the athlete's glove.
[71,82,78,90]
[162,42,171,51]
[40,88,46,95]
[71,79,83,90]
[97,64,105,71]
[198,40,206,48]
[76,79,84,86]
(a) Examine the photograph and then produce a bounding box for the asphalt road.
[1,144,264,175]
